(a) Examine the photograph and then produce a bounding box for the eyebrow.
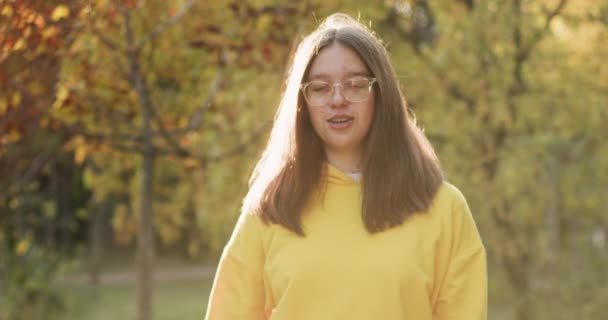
[307,70,370,81]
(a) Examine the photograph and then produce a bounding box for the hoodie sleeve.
[204,212,267,320]
[432,185,487,320]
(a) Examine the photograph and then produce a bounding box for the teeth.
[329,118,351,123]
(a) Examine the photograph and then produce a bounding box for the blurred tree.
[0,0,89,318]
[377,0,607,318]
[50,0,313,319]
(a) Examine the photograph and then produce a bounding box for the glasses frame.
[300,77,377,107]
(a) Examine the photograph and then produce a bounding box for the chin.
[327,141,361,152]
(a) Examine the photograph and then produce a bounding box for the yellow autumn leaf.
[112,204,126,228]
[51,5,70,21]
[1,5,13,17]
[42,26,60,39]
[3,130,21,145]
[0,98,7,115]
[13,38,26,51]
[256,15,272,33]
[52,85,69,109]
[74,145,88,164]
[15,238,30,256]
[83,167,96,189]
[12,92,21,105]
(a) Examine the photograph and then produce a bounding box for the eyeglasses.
[300,77,377,107]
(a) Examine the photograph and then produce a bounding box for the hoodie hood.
[325,163,360,186]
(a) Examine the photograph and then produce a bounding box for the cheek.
[361,102,375,130]
[307,107,327,125]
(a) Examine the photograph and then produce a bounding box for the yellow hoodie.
[205,164,487,320]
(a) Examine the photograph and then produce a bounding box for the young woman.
[204,13,486,320]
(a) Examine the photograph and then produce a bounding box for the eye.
[347,78,369,89]
[308,82,331,93]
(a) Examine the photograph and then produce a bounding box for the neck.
[325,147,362,174]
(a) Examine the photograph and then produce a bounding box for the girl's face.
[304,43,375,161]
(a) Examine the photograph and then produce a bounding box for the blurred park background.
[0,0,607,319]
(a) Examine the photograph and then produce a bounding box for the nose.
[329,84,347,108]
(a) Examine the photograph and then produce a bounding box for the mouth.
[326,115,354,130]
[327,116,354,124]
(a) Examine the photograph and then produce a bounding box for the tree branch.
[144,50,226,142]
[386,10,477,113]
[123,7,192,159]
[204,121,271,163]
[185,61,225,132]
[70,85,143,142]
[2,143,57,195]
[116,2,258,165]
[521,0,568,61]
[134,0,194,51]
[56,121,145,154]
[78,130,146,154]
[91,26,122,52]
[508,0,568,123]
[151,121,271,167]
[512,0,568,82]
[121,3,232,160]
[419,52,476,112]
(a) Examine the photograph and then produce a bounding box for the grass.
[58,277,213,320]
[59,276,511,320]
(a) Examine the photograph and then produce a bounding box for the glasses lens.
[343,78,372,102]
[304,81,331,106]
[302,77,374,106]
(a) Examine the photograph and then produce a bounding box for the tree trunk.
[88,202,106,286]
[135,64,156,320]
[53,162,73,255]
[541,156,560,291]
[137,141,155,320]
[124,8,156,320]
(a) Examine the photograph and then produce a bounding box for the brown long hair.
[242,13,443,235]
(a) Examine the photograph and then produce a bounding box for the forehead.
[307,43,369,80]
